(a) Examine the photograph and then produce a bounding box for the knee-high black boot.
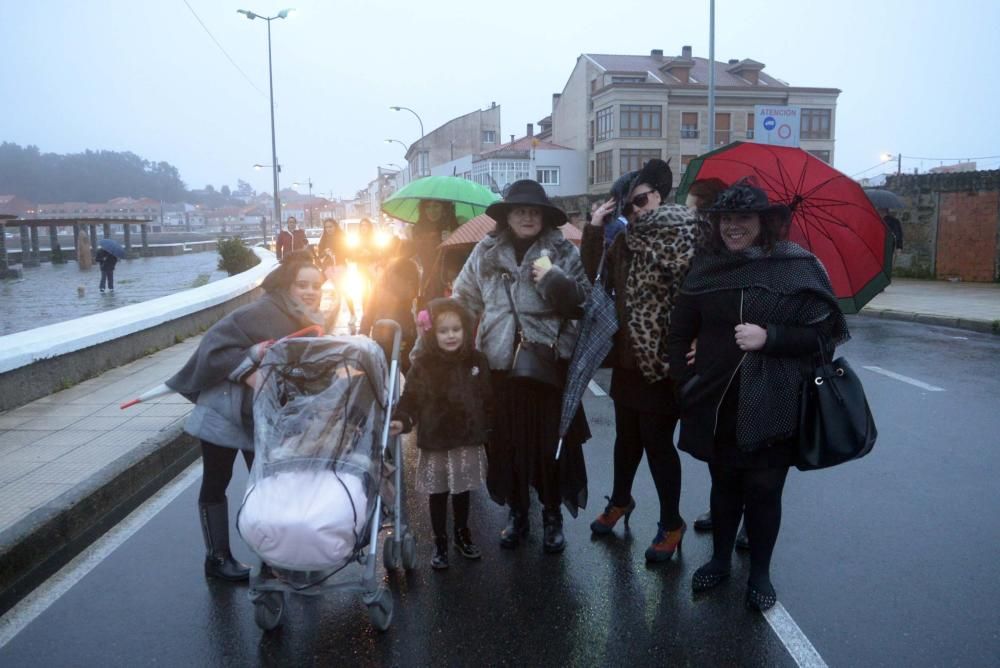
[199,500,250,582]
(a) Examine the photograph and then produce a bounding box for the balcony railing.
[681,128,699,139]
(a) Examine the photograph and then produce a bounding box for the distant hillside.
[0,142,187,203]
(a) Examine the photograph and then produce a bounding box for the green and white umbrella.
[381,176,500,225]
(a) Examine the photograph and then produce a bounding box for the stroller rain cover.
[237,336,390,572]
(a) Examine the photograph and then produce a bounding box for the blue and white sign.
[754,105,800,147]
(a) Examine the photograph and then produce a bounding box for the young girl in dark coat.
[389,298,493,569]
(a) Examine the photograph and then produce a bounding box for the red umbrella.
[677,142,892,313]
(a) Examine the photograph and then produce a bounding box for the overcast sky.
[3,0,998,200]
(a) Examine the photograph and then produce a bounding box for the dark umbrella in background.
[864,188,906,210]
[677,142,893,313]
[556,256,617,459]
[98,238,126,259]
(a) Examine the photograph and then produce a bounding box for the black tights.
[199,441,254,504]
[611,403,683,529]
[429,491,471,538]
[708,463,789,588]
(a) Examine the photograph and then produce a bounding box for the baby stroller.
[237,321,415,632]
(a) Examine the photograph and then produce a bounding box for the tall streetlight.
[881,153,903,176]
[385,138,409,152]
[238,7,294,237]
[292,177,314,227]
[389,106,424,137]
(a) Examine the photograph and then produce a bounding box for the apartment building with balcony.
[550,47,839,194]
[404,104,503,180]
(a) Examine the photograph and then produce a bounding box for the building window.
[715,112,731,147]
[612,75,646,84]
[596,106,614,142]
[536,167,560,186]
[589,160,595,185]
[681,112,699,139]
[595,150,613,184]
[482,130,496,144]
[808,150,831,164]
[746,112,755,139]
[801,109,832,139]
[620,105,661,137]
[680,154,698,174]
[620,149,661,175]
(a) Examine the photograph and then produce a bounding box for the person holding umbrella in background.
[96,238,125,293]
[581,159,701,562]
[451,179,590,554]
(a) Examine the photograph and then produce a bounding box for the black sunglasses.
[629,189,658,209]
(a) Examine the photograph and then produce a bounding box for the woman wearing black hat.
[452,179,591,553]
[582,159,701,562]
[667,180,849,611]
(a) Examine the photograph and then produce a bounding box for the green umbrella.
[381,176,500,224]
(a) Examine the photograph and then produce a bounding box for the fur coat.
[392,314,494,451]
[451,227,589,371]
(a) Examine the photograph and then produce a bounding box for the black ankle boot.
[199,501,250,582]
[453,527,482,559]
[431,535,449,570]
[542,507,565,554]
[499,508,529,549]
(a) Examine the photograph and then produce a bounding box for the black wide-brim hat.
[705,181,791,219]
[486,179,568,229]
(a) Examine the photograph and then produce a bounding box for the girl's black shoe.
[453,527,482,560]
[691,562,731,592]
[431,535,449,570]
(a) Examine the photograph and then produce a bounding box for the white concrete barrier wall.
[0,248,278,375]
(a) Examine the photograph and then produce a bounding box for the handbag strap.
[502,274,524,337]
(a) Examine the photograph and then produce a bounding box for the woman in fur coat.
[451,179,590,554]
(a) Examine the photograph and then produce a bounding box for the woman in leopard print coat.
[581,159,701,563]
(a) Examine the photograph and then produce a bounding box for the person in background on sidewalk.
[581,159,699,563]
[389,298,493,569]
[95,246,118,293]
[276,216,308,260]
[667,180,849,611]
[166,251,326,583]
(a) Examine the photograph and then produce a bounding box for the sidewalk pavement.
[0,278,996,609]
[859,278,1000,334]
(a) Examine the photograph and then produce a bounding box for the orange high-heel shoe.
[644,520,686,562]
[590,496,636,535]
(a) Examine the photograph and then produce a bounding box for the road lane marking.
[588,380,607,397]
[0,463,201,648]
[862,366,945,392]
[764,603,829,667]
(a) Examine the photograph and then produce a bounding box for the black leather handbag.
[797,340,877,471]
[503,276,564,389]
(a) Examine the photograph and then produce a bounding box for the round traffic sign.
[777,124,792,139]
[763,116,776,131]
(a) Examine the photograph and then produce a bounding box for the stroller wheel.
[253,590,285,631]
[401,532,417,570]
[383,535,402,570]
[366,589,394,631]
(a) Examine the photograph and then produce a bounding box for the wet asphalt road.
[1,317,998,666]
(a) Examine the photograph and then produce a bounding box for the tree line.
[0,142,257,206]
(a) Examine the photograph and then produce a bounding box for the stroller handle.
[372,320,402,361]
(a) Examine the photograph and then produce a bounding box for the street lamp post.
[238,7,293,240]
[389,106,424,138]
[385,138,409,152]
[292,177,314,227]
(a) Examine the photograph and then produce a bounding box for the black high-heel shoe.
[691,563,731,592]
[745,582,777,611]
